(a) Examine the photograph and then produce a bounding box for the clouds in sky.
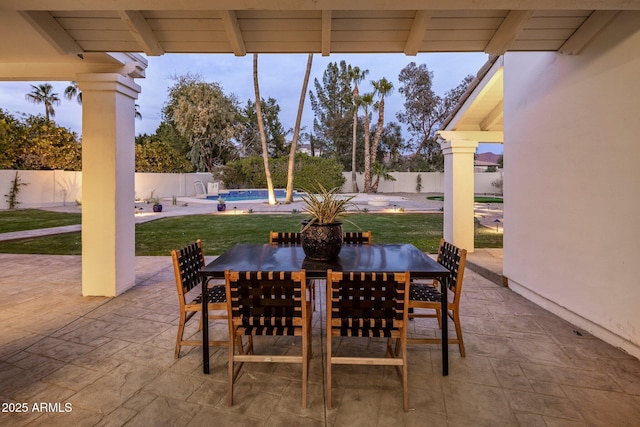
[0,52,502,153]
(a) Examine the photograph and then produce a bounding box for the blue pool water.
[206,189,300,202]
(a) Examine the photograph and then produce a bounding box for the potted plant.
[299,184,356,260]
[150,196,162,212]
[217,197,226,212]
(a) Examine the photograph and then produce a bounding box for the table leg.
[441,275,448,376]
[202,277,210,374]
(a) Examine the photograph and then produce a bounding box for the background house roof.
[1,1,637,81]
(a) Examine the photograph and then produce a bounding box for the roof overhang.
[0,1,637,81]
[439,55,504,144]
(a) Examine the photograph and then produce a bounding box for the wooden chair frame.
[406,238,467,356]
[269,230,318,311]
[225,269,312,408]
[171,239,227,359]
[343,230,372,245]
[326,270,410,412]
[269,231,301,245]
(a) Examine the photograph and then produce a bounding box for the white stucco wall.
[341,171,499,194]
[503,12,640,358]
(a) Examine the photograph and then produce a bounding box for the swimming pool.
[205,189,301,202]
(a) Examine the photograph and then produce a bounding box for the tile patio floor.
[1,253,639,426]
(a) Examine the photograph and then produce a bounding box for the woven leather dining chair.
[343,230,372,245]
[326,270,411,412]
[171,239,228,359]
[406,238,468,356]
[269,231,301,245]
[269,230,319,311]
[225,269,312,408]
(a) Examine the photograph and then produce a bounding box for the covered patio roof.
[439,55,504,143]
[1,1,638,82]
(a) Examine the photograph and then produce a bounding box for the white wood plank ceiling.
[5,1,638,60]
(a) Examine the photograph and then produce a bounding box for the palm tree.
[285,53,313,203]
[371,162,396,193]
[64,81,82,104]
[370,78,393,168]
[348,66,368,192]
[25,83,60,121]
[135,104,142,120]
[253,54,277,205]
[358,93,374,193]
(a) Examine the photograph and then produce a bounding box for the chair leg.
[326,335,332,410]
[302,332,308,409]
[453,311,465,357]
[175,311,187,359]
[435,308,442,329]
[228,331,235,406]
[400,336,408,412]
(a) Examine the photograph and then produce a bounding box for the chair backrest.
[171,240,206,303]
[436,238,467,298]
[269,231,301,246]
[226,270,307,334]
[327,270,409,337]
[343,231,372,245]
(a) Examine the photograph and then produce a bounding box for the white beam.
[480,100,503,131]
[118,10,164,56]
[559,11,619,55]
[220,10,246,56]
[404,10,433,56]
[438,130,504,143]
[322,10,332,56]
[19,11,83,55]
[7,1,640,12]
[484,10,533,55]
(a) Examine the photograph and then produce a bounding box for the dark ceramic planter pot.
[300,220,343,260]
[152,204,163,213]
[217,204,226,212]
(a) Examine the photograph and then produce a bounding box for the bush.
[135,140,193,173]
[222,154,345,190]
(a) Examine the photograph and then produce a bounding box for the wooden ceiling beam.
[118,10,164,56]
[404,10,433,56]
[480,100,503,131]
[559,11,619,55]
[19,11,83,56]
[484,10,533,55]
[220,10,246,56]
[322,10,332,56]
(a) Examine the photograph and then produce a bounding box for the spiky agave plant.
[299,183,357,230]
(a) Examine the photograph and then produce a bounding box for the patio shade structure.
[1,1,639,360]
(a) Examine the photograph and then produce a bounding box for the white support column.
[77,74,140,296]
[440,138,479,253]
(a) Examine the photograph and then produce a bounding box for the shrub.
[222,154,345,190]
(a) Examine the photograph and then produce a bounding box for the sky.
[0,52,502,154]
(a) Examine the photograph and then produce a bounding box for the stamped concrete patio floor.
[1,253,639,426]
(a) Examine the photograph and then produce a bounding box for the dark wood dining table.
[198,243,451,375]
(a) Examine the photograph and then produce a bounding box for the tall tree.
[253,54,277,205]
[397,62,472,171]
[357,93,374,193]
[309,61,353,167]
[377,122,407,170]
[64,81,82,104]
[240,98,287,158]
[348,66,368,192]
[25,83,60,121]
[370,77,393,168]
[286,53,313,203]
[162,73,240,172]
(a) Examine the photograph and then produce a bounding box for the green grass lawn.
[0,211,502,255]
[0,209,81,233]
